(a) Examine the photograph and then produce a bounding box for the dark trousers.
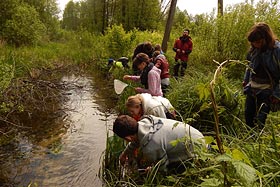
[245,89,271,128]
[161,84,169,97]
[174,60,187,78]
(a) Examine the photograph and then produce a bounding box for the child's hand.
[135,87,142,93]
[145,166,152,172]
[123,75,131,80]
[138,166,152,173]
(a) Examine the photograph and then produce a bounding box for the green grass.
[1,2,280,185]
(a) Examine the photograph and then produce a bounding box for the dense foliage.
[0,0,280,186]
[61,0,164,33]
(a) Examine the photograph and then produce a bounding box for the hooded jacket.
[123,115,205,172]
[154,54,170,79]
[140,93,174,118]
[243,40,280,89]
[173,36,193,62]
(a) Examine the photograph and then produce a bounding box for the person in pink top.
[123,53,163,96]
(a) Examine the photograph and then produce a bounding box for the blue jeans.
[245,88,271,128]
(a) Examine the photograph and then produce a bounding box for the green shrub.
[104,24,133,59]
[3,3,46,46]
[0,53,14,92]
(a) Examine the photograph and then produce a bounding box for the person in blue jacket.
[242,22,280,128]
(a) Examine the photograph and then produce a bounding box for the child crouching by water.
[113,115,206,174]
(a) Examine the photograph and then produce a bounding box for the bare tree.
[217,0,223,52]
[162,0,177,53]
[218,0,223,16]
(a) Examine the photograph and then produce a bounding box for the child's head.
[133,53,150,71]
[143,42,153,54]
[118,57,129,68]
[113,115,138,139]
[126,94,143,121]
[154,44,161,51]
[107,58,114,66]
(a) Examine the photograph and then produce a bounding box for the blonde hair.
[126,94,143,108]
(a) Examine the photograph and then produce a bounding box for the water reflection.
[0,73,117,187]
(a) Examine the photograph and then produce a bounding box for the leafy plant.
[3,3,46,46]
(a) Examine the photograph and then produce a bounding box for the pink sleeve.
[129,75,140,82]
[134,69,162,96]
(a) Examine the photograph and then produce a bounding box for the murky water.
[0,72,117,187]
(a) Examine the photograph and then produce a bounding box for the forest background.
[0,0,280,186]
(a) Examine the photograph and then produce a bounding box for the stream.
[0,71,118,187]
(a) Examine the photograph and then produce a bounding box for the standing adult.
[173,29,193,78]
[152,51,170,96]
[123,53,163,96]
[243,22,280,128]
[113,115,206,173]
[132,42,154,75]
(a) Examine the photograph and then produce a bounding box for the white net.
[114,79,128,94]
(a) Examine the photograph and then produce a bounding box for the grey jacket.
[123,115,205,171]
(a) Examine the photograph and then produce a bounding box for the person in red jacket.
[173,29,193,78]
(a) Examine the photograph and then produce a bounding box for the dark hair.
[133,53,150,68]
[247,22,277,49]
[184,29,190,34]
[118,57,129,68]
[113,115,138,138]
[143,42,153,54]
[152,50,161,58]
[154,44,161,51]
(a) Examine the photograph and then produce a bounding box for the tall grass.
[0,0,280,186]
[101,1,280,186]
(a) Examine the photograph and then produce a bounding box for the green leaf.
[199,178,223,187]
[196,83,210,101]
[232,161,257,186]
[215,153,232,162]
[204,136,215,144]
[171,121,180,129]
[166,175,177,183]
[169,139,180,147]
[232,149,251,166]
[169,137,185,147]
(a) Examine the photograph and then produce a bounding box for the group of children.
[110,41,205,174]
[108,42,170,97]
[106,33,206,174]
[113,92,206,174]
[108,28,193,97]
[110,22,280,176]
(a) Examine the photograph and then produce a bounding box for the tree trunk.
[218,0,223,16]
[217,0,223,52]
[102,0,107,34]
[162,0,177,53]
